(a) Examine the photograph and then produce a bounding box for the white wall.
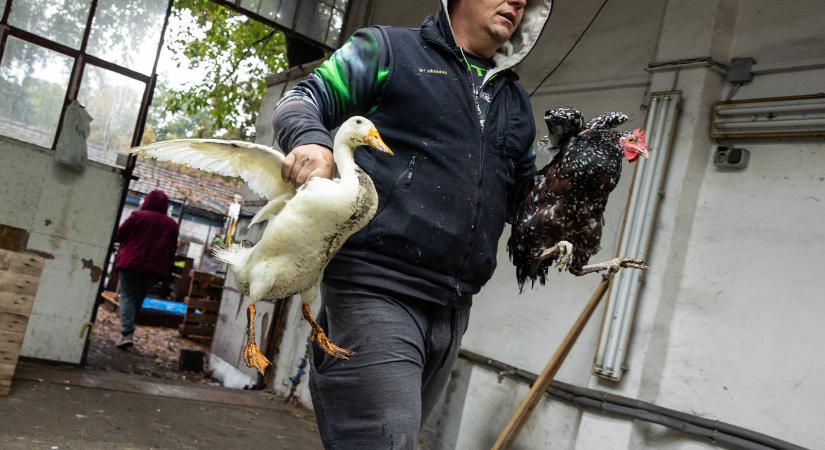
[0,136,122,364]
[256,1,825,448]
[638,2,825,448]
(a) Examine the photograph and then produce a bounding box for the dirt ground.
[0,377,322,450]
[86,305,212,383]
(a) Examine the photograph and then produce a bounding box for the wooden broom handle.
[491,276,612,450]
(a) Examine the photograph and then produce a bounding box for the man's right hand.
[282,144,335,186]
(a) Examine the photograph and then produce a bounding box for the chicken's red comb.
[634,129,646,141]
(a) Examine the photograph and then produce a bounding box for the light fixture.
[711,93,825,139]
[592,91,681,381]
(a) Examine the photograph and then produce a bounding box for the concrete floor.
[0,365,323,450]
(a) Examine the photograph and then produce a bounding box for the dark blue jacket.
[274,6,547,303]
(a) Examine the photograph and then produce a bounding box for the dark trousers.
[309,282,470,450]
[117,269,155,336]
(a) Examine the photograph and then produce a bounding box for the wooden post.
[491,276,612,450]
[0,250,45,396]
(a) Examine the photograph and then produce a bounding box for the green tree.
[162,0,290,140]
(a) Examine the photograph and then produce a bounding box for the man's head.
[449,0,527,58]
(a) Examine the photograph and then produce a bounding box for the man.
[273,0,551,447]
[113,189,179,348]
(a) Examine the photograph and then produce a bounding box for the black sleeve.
[272,27,389,153]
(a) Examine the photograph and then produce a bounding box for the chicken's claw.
[555,241,574,272]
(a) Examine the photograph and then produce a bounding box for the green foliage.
[161,0,289,139]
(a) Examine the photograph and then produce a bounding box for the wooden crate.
[172,256,194,301]
[187,271,223,300]
[0,250,45,396]
[178,296,221,338]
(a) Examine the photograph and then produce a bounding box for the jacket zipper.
[453,58,488,295]
[404,154,417,185]
[428,39,502,295]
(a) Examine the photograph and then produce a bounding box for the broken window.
[0,0,171,166]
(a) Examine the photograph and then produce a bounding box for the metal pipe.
[751,57,825,75]
[459,350,810,450]
[597,95,660,368]
[646,56,728,75]
[611,95,674,370]
[603,94,667,372]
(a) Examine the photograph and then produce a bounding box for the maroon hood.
[114,189,179,277]
[141,189,169,213]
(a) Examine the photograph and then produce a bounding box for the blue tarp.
[141,297,187,316]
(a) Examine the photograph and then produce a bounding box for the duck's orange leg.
[242,303,271,375]
[301,304,354,360]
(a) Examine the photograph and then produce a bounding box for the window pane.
[295,0,331,43]
[8,0,91,50]
[0,37,73,148]
[239,0,297,28]
[77,65,145,166]
[325,8,344,47]
[0,0,6,19]
[86,0,168,74]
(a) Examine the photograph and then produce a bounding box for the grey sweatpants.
[309,282,471,450]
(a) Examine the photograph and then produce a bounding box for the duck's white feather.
[130,139,292,201]
[130,117,386,307]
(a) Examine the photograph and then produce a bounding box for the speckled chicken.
[508,107,649,290]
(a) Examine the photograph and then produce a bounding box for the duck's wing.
[131,139,293,200]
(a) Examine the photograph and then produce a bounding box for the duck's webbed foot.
[242,303,271,376]
[301,304,354,360]
[538,240,574,272]
[575,257,648,277]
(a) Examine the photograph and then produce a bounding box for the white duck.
[130,116,393,375]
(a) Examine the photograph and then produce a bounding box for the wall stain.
[51,199,71,249]
[81,258,102,282]
[26,249,55,260]
[44,219,52,226]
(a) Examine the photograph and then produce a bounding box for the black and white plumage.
[508,107,649,290]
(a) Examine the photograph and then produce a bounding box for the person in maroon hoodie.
[113,189,179,348]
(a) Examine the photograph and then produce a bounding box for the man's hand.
[282,144,335,186]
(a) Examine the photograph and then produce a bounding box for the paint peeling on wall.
[81,258,102,282]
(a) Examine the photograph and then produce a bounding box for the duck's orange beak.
[364,128,393,156]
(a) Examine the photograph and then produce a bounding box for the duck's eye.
[356,119,363,125]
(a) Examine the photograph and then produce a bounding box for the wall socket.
[714,146,750,169]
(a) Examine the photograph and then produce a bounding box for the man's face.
[453,0,527,45]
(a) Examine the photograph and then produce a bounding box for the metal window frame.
[0,0,173,366]
[0,0,172,162]
[210,0,352,50]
